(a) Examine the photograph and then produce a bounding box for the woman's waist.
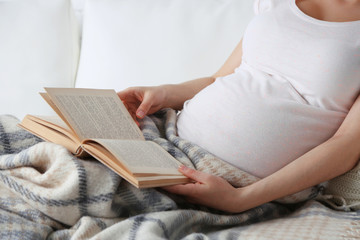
[177,97,346,177]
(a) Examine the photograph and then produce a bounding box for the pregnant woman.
[118,0,360,213]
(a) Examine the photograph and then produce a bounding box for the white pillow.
[76,0,254,91]
[0,0,80,120]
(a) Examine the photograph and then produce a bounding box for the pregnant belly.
[177,69,346,178]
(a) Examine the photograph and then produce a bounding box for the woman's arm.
[164,94,360,213]
[118,40,243,118]
[165,39,244,109]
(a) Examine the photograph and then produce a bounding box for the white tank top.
[176,0,360,178]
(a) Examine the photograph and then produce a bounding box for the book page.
[91,139,182,175]
[44,88,144,141]
[40,93,70,127]
[81,141,189,188]
[35,115,72,132]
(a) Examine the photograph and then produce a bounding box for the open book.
[19,88,190,188]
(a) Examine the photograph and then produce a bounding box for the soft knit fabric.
[177,0,360,178]
[1,113,359,239]
[321,162,360,211]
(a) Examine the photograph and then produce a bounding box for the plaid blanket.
[0,112,359,240]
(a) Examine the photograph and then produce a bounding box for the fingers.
[117,87,151,119]
[136,93,154,119]
[162,182,203,197]
[178,165,209,183]
[162,166,207,195]
[118,86,166,120]
[117,87,135,101]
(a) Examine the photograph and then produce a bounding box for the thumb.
[178,165,208,183]
[136,93,153,119]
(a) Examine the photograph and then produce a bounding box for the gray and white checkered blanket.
[0,111,359,240]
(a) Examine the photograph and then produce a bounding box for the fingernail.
[136,110,145,119]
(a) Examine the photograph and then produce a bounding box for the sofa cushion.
[0,0,80,119]
[75,0,254,91]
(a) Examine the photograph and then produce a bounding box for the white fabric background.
[75,0,255,91]
[0,0,80,119]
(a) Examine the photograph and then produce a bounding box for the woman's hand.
[118,86,168,122]
[163,165,244,213]
[118,77,216,123]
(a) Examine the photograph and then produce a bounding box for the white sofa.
[0,0,254,119]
